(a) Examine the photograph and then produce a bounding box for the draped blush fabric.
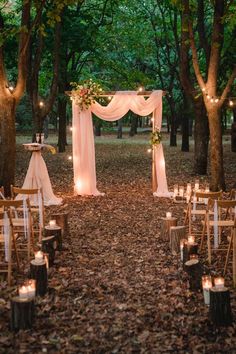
[20,151,62,206]
[72,90,171,197]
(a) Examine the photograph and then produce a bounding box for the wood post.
[30,260,47,296]
[183,242,198,267]
[10,296,35,331]
[51,212,69,236]
[41,235,56,267]
[45,225,62,251]
[160,217,178,241]
[185,259,202,290]
[170,226,187,254]
[209,287,233,326]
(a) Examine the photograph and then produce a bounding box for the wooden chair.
[0,199,35,260]
[185,190,222,236]
[11,186,45,241]
[0,206,20,285]
[204,199,236,266]
[0,186,5,199]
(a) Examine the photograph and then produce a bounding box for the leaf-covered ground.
[1,133,236,353]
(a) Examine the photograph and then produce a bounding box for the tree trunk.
[169,102,177,146]
[117,118,122,139]
[0,95,16,196]
[208,108,225,190]
[58,98,67,152]
[181,94,190,152]
[94,120,102,136]
[193,97,209,175]
[129,114,138,137]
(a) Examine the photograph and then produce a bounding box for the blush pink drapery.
[72,90,171,197]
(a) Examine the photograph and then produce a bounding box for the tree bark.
[181,94,190,152]
[58,98,68,152]
[117,118,123,139]
[207,107,225,190]
[193,97,209,174]
[129,114,138,137]
[0,94,16,195]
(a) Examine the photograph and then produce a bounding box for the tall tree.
[183,0,236,190]
[0,0,75,195]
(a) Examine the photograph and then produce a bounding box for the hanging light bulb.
[202,87,206,92]
[214,98,219,103]
[39,101,44,108]
[8,85,14,92]
[229,100,233,106]
[138,86,144,92]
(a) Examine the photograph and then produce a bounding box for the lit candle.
[35,250,44,263]
[49,220,56,228]
[190,254,198,260]
[173,184,178,198]
[188,235,195,245]
[214,277,225,289]
[27,279,36,298]
[44,254,49,270]
[166,212,172,218]
[194,179,200,191]
[19,285,28,298]
[202,275,212,305]
[186,183,192,194]
[179,186,184,197]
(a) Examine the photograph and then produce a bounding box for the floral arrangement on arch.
[150,129,162,147]
[70,79,103,110]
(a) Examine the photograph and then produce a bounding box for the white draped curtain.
[72,90,171,197]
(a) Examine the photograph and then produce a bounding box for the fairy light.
[201,85,235,107]
[8,85,14,92]
[39,101,44,108]
[147,148,152,153]
[70,127,73,131]
[108,96,112,101]
[138,86,144,92]
[68,155,72,160]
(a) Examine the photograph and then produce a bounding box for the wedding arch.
[69,90,171,197]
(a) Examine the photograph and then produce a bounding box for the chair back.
[195,190,222,199]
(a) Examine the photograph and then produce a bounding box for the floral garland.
[70,79,103,110]
[150,129,162,147]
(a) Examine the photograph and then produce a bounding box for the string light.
[138,86,144,92]
[70,127,73,131]
[201,87,235,107]
[147,148,152,153]
[68,155,72,160]
[108,96,112,101]
[39,101,44,108]
[8,85,14,92]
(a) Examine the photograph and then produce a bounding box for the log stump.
[41,235,56,267]
[30,260,47,296]
[185,259,203,290]
[10,296,35,331]
[209,287,233,326]
[183,242,198,268]
[51,212,69,236]
[160,217,177,241]
[45,225,62,251]
[170,226,187,254]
